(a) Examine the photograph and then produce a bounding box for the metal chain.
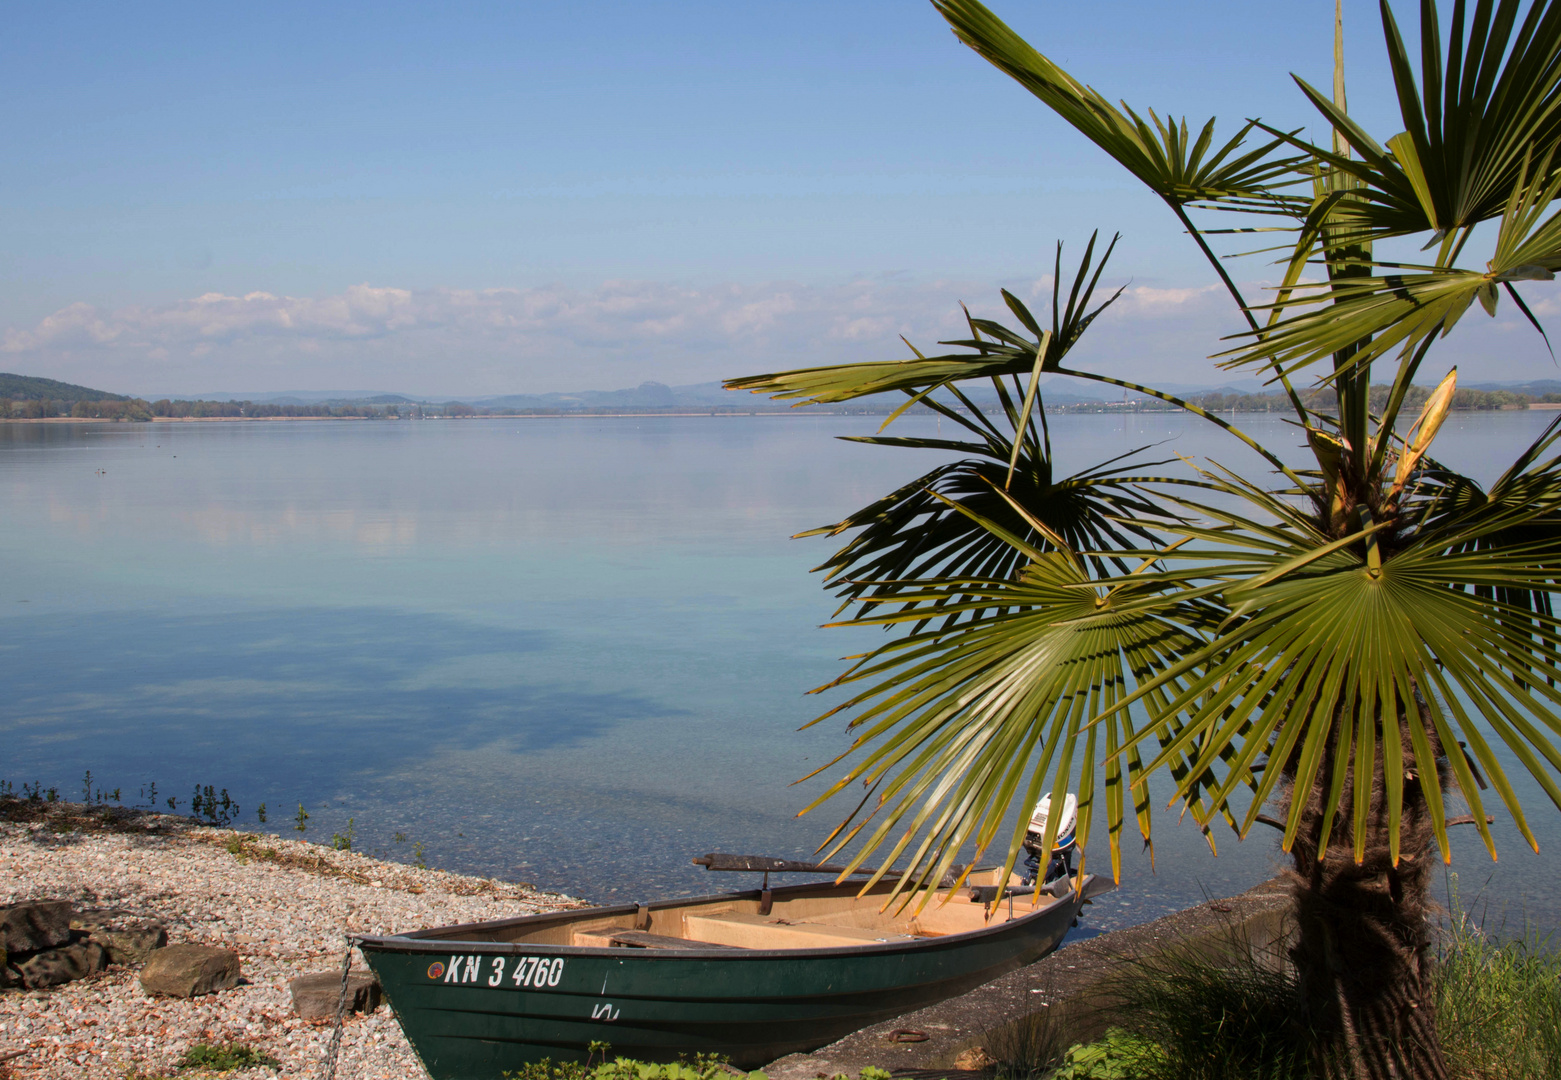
[321,935,356,1080]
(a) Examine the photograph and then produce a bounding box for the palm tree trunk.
[1284,713,1449,1080]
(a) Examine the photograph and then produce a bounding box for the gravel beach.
[1,802,582,1080]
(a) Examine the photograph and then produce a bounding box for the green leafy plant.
[189,784,238,826]
[331,817,355,851]
[294,802,309,833]
[1050,1029,1162,1080]
[175,1043,280,1072]
[728,2,1561,1075]
[502,1044,766,1080]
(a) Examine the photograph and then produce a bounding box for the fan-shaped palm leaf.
[1222,149,1561,381]
[800,512,1223,898]
[1097,448,1561,859]
[1283,0,1561,246]
[801,393,1171,630]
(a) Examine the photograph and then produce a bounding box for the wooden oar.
[692,853,877,875]
[693,853,963,889]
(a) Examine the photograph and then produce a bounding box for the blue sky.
[2,1,1553,396]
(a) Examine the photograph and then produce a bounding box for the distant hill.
[474,381,717,410]
[0,372,132,403]
[158,390,417,405]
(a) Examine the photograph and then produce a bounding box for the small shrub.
[987,1011,1068,1079]
[176,1043,280,1072]
[503,1044,765,1080]
[1050,1028,1161,1080]
[1105,944,1311,1080]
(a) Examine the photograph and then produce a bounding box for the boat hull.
[359,880,1089,1078]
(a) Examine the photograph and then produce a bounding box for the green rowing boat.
[358,862,1108,1079]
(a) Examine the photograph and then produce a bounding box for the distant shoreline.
[0,411,850,424]
[2,404,1555,425]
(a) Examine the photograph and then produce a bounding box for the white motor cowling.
[1026,793,1077,853]
[1021,793,1078,890]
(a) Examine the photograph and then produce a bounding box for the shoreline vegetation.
[4,369,1561,424]
[1,393,1555,424]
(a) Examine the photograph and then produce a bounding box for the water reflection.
[1,414,1557,929]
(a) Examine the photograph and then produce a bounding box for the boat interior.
[410,869,1080,951]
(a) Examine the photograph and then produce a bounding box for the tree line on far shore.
[1,384,1555,422]
[0,397,891,420]
[1172,384,1548,414]
[2,398,439,421]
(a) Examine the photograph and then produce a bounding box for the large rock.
[0,957,23,989]
[138,944,240,998]
[0,901,73,954]
[288,970,382,1019]
[71,909,168,965]
[15,942,107,989]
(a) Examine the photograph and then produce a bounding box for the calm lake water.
[2,411,1557,933]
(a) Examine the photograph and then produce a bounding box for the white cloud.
[5,273,1556,396]
[1116,283,1222,311]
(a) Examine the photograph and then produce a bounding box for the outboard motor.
[1020,793,1078,894]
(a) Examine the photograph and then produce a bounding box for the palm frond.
[724,234,1119,404]
[930,0,1306,207]
[1220,150,1561,380]
[1273,0,1561,244]
[801,440,1171,632]
[802,536,1220,899]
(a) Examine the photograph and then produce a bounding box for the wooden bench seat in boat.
[681,911,916,950]
[607,931,746,950]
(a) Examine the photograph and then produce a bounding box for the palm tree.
[726,2,1561,1076]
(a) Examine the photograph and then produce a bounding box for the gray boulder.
[138,944,240,998]
[288,970,382,1019]
[15,942,107,989]
[0,901,73,954]
[71,909,168,965]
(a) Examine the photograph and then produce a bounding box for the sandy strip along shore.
[1,800,584,1079]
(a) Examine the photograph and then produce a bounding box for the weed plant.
[175,1042,280,1071]
[501,1043,775,1080]
[987,1012,1069,1080]
[331,817,355,851]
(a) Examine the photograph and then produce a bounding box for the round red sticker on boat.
[427,961,445,980]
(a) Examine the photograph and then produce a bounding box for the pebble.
[0,815,580,1079]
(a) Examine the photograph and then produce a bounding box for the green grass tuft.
[175,1043,280,1072]
[1435,900,1561,1080]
